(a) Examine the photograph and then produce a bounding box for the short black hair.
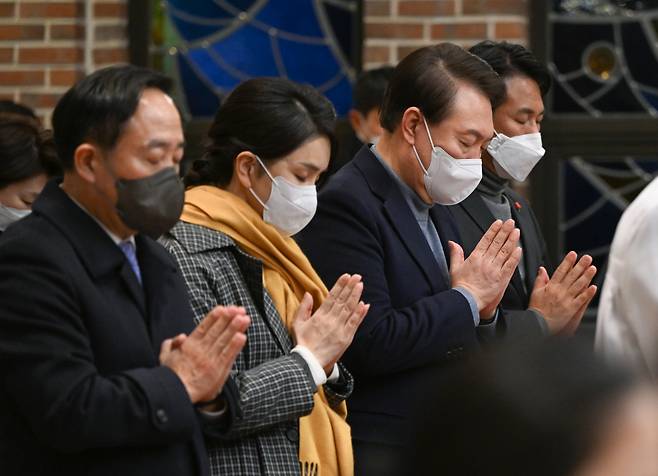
[186,77,336,188]
[352,66,394,115]
[380,42,505,132]
[469,41,552,97]
[0,115,60,189]
[0,100,37,119]
[52,65,174,170]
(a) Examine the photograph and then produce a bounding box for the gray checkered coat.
[161,221,354,476]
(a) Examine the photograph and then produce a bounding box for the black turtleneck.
[477,167,512,220]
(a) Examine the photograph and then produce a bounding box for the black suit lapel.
[459,192,494,235]
[34,181,149,316]
[353,146,443,292]
[119,263,147,317]
[137,235,195,349]
[429,205,460,270]
[383,195,442,290]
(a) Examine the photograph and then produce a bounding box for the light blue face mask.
[0,204,31,231]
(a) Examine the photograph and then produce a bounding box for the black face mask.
[115,167,184,238]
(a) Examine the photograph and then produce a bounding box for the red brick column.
[0,0,128,124]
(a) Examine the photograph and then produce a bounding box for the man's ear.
[401,107,422,146]
[73,143,100,183]
[348,109,363,132]
[234,151,258,190]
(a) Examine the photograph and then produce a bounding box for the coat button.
[156,409,169,424]
[286,428,299,443]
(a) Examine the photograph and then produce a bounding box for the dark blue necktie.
[119,240,142,285]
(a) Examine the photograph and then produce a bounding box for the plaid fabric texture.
[161,221,354,476]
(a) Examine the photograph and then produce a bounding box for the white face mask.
[411,118,483,206]
[249,155,318,236]
[487,131,545,182]
[0,204,31,231]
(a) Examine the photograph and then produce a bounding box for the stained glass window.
[549,0,658,116]
[149,0,361,120]
[560,156,658,313]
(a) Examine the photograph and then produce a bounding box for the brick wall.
[363,0,529,69]
[0,1,529,122]
[0,0,128,124]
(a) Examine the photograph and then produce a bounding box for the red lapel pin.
[514,201,522,211]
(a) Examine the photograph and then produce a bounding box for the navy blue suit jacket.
[0,181,218,475]
[297,146,478,446]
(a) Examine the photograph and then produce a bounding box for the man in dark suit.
[297,43,525,476]
[451,41,598,338]
[0,65,250,475]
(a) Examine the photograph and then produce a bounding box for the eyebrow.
[517,107,544,116]
[461,129,495,141]
[298,161,322,173]
[146,139,186,149]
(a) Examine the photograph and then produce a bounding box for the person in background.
[161,77,367,476]
[0,114,61,234]
[407,340,658,476]
[596,174,658,380]
[0,65,249,476]
[0,99,39,120]
[297,43,522,475]
[451,41,597,338]
[328,66,394,179]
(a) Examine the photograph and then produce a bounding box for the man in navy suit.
[0,66,249,475]
[298,43,524,475]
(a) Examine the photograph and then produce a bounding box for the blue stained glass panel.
[152,0,359,118]
[167,0,249,20]
[641,91,658,110]
[560,157,658,311]
[177,53,221,117]
[170,17,223,43]
[322,3,357,65]
[210,25,280,77]
[590,79,644,112]
[277,36,340,86]
[254,0,324,38]
[187,48,241,91]
[620,22,658,89]
[322,75,352,117]
[549,3,658,115]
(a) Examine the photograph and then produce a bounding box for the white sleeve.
[291,345,334,387]
[596,194,658,378]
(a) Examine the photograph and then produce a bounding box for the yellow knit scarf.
[180,185,353,476]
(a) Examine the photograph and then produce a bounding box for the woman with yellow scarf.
[161,78,368,476]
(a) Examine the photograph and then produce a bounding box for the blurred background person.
[407,339,658,476]
[596,174,658,380]
[0,100,39,121]
[162,77,368,476]
[327,66,394,179]
[451,41,597,338]
[0,114,61,234]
